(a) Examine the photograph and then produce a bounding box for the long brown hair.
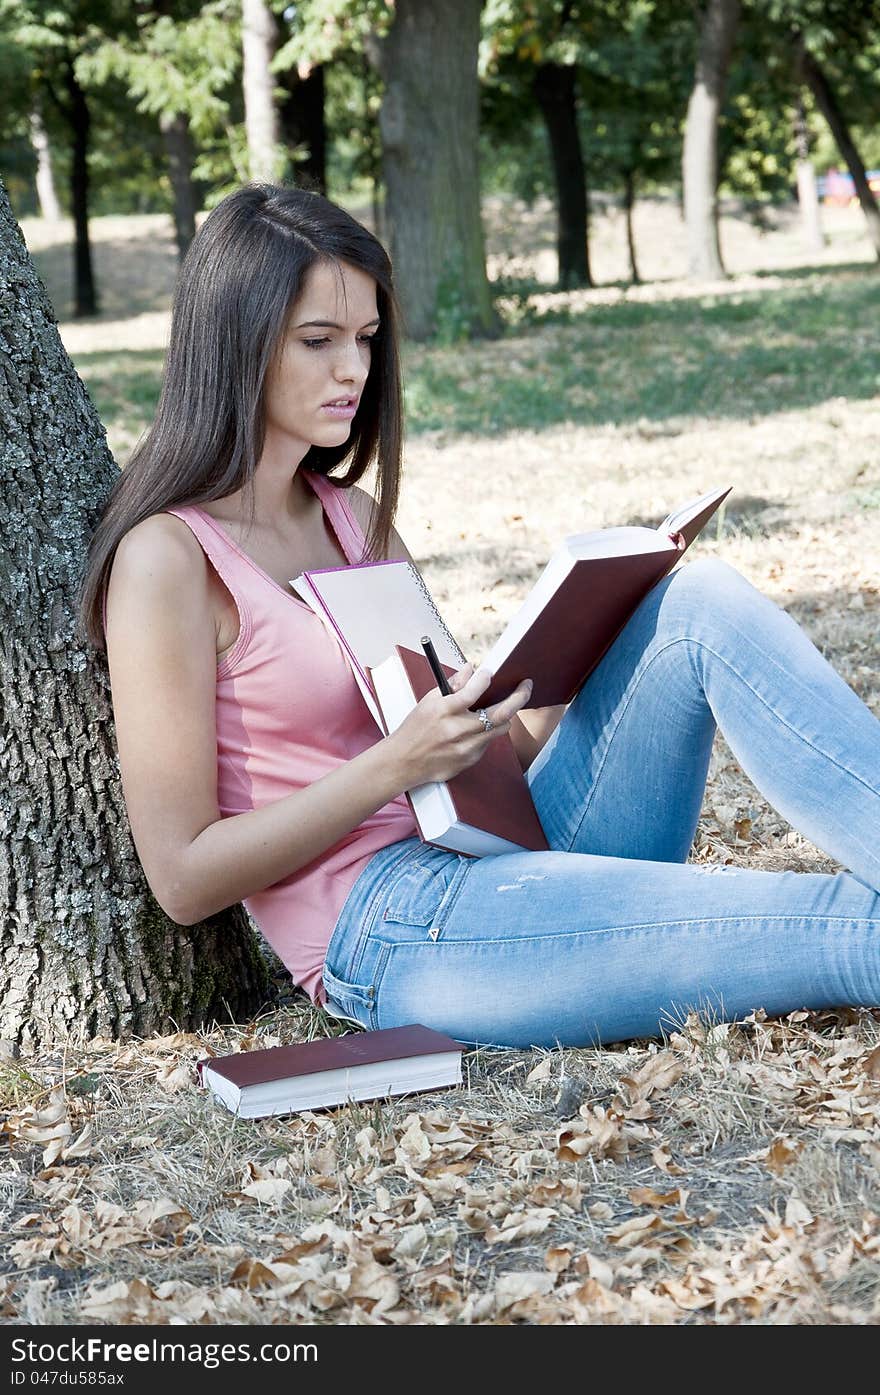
[77,183,404,650]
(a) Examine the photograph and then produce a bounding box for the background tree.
[29,105,62,220]
[241,0,284,181]
[576,0,693,285]
[0,176,271,1051]
[483,0,593,288]
[682,0,742,278]
[5,0,144,315]
[376,0,497,340]
[757,0,880,259]
[81,1,240,258]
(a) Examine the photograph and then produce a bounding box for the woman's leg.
[530,557,880,891]
[323,557,880,1048]
[323,838,880,1048]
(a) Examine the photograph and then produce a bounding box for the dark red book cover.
[198,1024,463,1089]
[480,487,730,708]
[392,647,549,853]
[482,548,674,708]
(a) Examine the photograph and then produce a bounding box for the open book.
[475,484,731,707]
[291,484,730,850]
[197,1024,464,1118]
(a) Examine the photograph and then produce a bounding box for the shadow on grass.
[32,236,178,322]
[408,269,880,436]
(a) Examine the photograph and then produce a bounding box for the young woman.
[79,184,880,1050]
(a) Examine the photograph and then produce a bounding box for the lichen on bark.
[0,178,271,1051]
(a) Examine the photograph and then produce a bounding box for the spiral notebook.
[290,560,548,856]
[291,559,465,729]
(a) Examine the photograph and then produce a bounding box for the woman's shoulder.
[345,484,374,533]
[111,511,210,596]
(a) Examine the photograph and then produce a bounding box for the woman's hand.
[385,663,533,788]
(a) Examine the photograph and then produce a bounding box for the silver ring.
[476,707,493,733]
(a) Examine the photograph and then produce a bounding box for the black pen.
[420,635,453,696]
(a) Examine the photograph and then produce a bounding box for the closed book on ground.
[368,645,549,857]
[197,1024,464,1118]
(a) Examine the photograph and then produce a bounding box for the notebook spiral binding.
[407,563,468,664]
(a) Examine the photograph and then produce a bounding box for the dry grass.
[3,198,880,1326]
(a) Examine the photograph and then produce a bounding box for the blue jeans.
[322,559,880,1047]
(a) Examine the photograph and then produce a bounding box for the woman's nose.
[334,339,368,382]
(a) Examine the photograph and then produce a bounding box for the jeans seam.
[566,632,880,852]
[367,941,391,1028]
[431,861,471,939]
[370,912,879,952]
[342,843,421,982]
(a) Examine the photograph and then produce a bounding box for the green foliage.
[273,0,391,71]
[78,2,240,141]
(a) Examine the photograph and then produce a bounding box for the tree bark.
[798,43,880,262]
[377,0,497,341]
[682,0,741,280]
[242,0,283,182]
[0,179,271,1051]
[532,62,592,289]
[623,169,640,284]
[160,112,199,260]
[65,62,98,317]
[30,107,62,222]
[278,63,326,194]
[793,96,824,254]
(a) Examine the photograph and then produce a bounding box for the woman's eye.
[358,335,376,346]
[303,337,330,350]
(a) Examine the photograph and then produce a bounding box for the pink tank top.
[163,470,417,1002]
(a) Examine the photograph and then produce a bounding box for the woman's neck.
[214,454,315,532]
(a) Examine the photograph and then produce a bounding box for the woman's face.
[262,258,379,458]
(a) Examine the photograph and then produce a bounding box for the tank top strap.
[164,504,252,597]
[304,470,369,564]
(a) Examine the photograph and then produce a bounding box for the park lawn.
[75,264,880,456]
[4,255,880,1327]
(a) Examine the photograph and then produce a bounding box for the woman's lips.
[321,398,358,419]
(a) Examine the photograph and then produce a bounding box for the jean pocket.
[381,853,468,932]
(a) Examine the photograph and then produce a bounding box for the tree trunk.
[242,0,283,182]
[279,63,326,194]
[798,43,880,262]
[623,169,640,284]
[66,62,98,317]
[682,0,741,280]
[532,62,591,289]
[0,179,271,1051]
[793,97,824,254]
[378,0,497,341]
[160,112,199,260]
[30,107,62,221]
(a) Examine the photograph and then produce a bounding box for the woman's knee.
[658,557,767,648]
[664,557,755,618]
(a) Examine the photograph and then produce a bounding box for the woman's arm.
[105,515,530,926]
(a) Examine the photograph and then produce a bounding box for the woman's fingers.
[447,662,475,694]
[486,678,533,728]
[450,669,532,726]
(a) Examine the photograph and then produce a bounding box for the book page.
[660,484,731,539]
